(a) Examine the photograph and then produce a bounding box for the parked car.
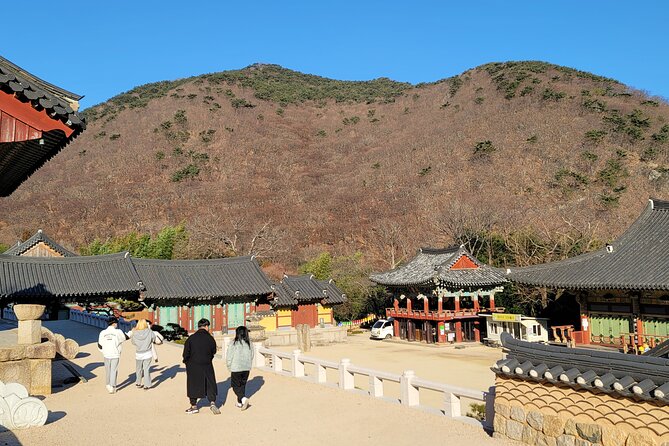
[370,318,394,340]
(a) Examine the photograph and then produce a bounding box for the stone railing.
[249,344,494,429]
[69,309,134,332]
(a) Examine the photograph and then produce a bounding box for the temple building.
[0,56,85,196]
[507,198,669,349]
[258,274,346,331]
[370,246,506,344]
[4,229,77,257]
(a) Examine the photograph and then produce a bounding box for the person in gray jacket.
[130,319,156,389]
[226,326,254,410]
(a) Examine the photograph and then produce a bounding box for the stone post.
[443,392,461,417]
[252,341,265,368]
[291,349,304,377]
[338,358,354,390]
[14,305,45,346]
[369,374,384,398]
[400,370,419,406]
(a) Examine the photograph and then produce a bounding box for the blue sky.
[3,1,667,109]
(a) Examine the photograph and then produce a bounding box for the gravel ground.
[0,321,516,446]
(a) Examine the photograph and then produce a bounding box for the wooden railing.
[619,333,669,354]
[386,307,505,320]
[248,344,494,429]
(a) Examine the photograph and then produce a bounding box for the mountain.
[2,61,668,271]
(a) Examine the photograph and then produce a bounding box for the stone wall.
[493,376,669,446]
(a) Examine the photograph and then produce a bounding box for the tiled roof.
[132,256,273,301]
[493,332,669,405]
[370,246,507,287]
[507,198,669,291]
[272,275,347,307]
[0,56,86,196]
[0,56,85,128]
[0,252,141,298]
[4,229,77,257]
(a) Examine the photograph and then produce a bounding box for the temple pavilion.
[508,198,669,349]
[370,246,506,344]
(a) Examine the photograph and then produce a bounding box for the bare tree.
[367,221,411,269]
[187,210,284,259]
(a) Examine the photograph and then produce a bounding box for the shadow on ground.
[0,430,22,445]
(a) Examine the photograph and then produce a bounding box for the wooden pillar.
[489,292,496,311]
[406,298,412,314]
[474,320,480,342]
[454,295,460,313]
[437,297,443,314]
[393,319,400,337]
[473,292,480,312]
[393,298,399,312]
[423,297,429,314]
[455,321,463,343]
[214,305,224,332]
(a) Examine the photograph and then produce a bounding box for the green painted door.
[159,306,179,326]
[591,315,629,342]
[228,303,246,328]
[193,305,211,326]
[643,318,669,339]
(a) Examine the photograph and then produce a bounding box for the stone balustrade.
[245,343,493,429]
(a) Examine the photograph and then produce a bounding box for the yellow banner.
[492,313,521,322]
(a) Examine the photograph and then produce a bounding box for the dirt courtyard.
[0,321,514,446]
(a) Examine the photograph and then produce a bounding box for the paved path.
[0,321,515,446]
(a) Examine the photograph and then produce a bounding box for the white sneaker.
[241,397,249,411]
[106,385,113,394]
[235,402,242,408]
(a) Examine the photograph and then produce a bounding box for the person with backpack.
[226,326,254,410]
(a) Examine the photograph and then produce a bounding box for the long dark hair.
[233,326,250,347]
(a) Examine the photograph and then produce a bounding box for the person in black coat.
[183,318,220,414]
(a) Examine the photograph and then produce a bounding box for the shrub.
[466,403,485,421]
[542,88,565,101]
[171,164,200,182]
[174,110,187,126]
[155,151,165,160]
[231,98,255,108]
[316,129,327,137]
[582,151,598,162]
[520,86,533,96]
[584,130,607,144]
[597,159,627,187]
[109,134,121,140]
[418,166,432,176]
[276,108,284,116]
[199,129,216,143]
[342,116,360,125]
[651,124,669,143]
[526,135,538,144]
[641,100,659,107]
[641,146,659,161]
[473,140,496,158]
[474,97,484,104]
[582,98,607,113]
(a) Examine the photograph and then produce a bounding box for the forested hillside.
[2,61,668,286]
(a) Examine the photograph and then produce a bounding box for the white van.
[370,318,394,340]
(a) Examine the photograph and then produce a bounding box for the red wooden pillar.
[423,297,429,314]
[473,293,480,312]
[406,298,412,314]
[489,292,496,311]
[214,306,224,332]
[393,319,400,337]
[637,318,644,339]
[455,321,463,342]
[437,297,443,314]
[580,313,591,345]
[474,320,481,342]
[454,296,460,313]
[393,299,399,312]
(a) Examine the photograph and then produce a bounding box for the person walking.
[183,318,219,414]
[226,326,254,410]
[97,316,129,394]
[150,321,164,363]
[131,319,156,389]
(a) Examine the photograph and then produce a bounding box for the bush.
[466,403,486,421]
[542,88,565,101]
[473,140,496,158]
[584,130,607,144]
[171,164,200,182]
[526,135,538,144]
[231,98,255,108]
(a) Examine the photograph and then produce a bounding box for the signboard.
[492,313,522,322]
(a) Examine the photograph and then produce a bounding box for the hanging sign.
[492,313,522,322]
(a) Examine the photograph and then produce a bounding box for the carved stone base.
[0,380,48,430]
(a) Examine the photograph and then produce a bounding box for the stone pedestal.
[18,320,42,345]
[28,359,51,396]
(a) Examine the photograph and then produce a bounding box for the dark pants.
[231,371,250,404]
